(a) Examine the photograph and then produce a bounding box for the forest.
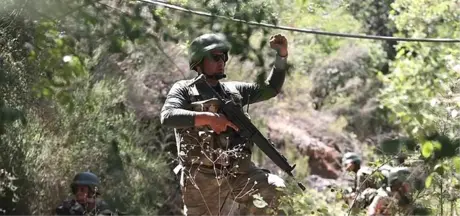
[1,0,460,215]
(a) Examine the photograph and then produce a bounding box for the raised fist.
[269,34,288,57]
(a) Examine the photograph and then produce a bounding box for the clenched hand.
[269,34,288,57]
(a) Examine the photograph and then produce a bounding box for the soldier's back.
[356,166,377,192]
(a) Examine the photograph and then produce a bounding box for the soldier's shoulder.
[173,79,194,87]
[357,166,373,176]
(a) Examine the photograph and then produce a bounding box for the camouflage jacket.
[344,165,389,209]
[355,165,389,193]
[160,55,287,170]
[55,198,113,216]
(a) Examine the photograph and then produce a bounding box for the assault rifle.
[190,74,306,191]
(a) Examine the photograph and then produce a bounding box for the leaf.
[251,193,268,208]
[421,141,434,158]
[453,156,460,172]
[253,198,268,209]
[434,164,445,176]
[425,173,433,188]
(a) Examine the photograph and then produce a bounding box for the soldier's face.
[75,185,96,204]
[200,50,226,76]
[75,186,89,203]
[345,162,354,171]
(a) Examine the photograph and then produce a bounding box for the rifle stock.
[191,74,306,191]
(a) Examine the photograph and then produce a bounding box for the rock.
[266,112,360,179]
[306,175,337,191]
[300,143,342,179]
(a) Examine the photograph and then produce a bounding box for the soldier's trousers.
[179,162,286,216]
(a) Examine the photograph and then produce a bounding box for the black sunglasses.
[207,53,228,62]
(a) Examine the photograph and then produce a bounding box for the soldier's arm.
[231,54,288,105]
[160,81,217,128]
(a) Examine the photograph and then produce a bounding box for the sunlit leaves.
[26,18,89,109]
[421,141,434,158]
[379,0,460,139]
[453,157,460,172]
[425,172,434,188]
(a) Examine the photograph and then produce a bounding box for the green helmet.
[342,152,361,166]
[70,171,100,194]
[188,33,231,70]
[388,167,411,186]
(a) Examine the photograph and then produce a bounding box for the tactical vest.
[175,80,252,169]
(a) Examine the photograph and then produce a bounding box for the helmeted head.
[388,167,411,191]
[342,152,362,172]
[70,172,100,204]
[188,33,231,80]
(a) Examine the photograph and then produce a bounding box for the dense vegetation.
[1,0,459,215]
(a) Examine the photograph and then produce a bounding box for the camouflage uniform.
[55,198,112,216]
[55,172,113,216]
[367,167,417,216]
[161,33,288,216]
[347,166,382,212]
[342,153,391,210]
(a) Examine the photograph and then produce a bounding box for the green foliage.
[1,76,174,214]
[376,1,460,215]
[379,0,460,138]
[278,186,351,216]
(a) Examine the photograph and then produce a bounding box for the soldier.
[342,153,370,194]
[55,172,113,216]
[342,152,390,208]
[160,32,289,216]
[367,167,418,216]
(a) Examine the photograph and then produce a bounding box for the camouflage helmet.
[388,167,411,186]
[341,152,361,166]
[188,33,231,70]
[70,171,100,194]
